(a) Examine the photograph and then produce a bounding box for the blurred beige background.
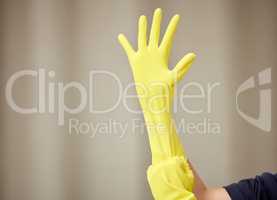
[0,0,276,199]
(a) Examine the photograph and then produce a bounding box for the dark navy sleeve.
[224,173,277,200]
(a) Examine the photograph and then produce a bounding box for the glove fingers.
[172,53,196,82]
[138,15,148,50]
[149,8,162,47]
[160,14,180,59]
[118,34,135,58]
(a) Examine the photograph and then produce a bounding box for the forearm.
[144,110,199,199]
[197,188,231,200]
[143,108,232,200]
[143,111,185,164]
[188,161,207,196]
[188,161,231,200]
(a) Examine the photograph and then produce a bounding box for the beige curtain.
[0,0,276,199]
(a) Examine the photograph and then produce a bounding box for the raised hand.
[118,8,197,200]
[118,8,196,114]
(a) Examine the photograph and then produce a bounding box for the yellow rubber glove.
[118,8,196,200]
[147,157,196,200]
